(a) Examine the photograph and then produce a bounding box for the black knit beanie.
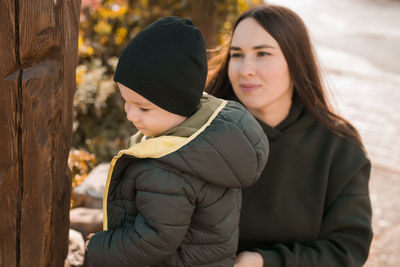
[114,16,207,116]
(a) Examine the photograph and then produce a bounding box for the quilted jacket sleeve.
[86,167,196,267]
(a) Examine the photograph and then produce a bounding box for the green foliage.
[73,0,262,162]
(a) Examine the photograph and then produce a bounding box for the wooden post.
[0,0,81,266]
[188,1,219,49]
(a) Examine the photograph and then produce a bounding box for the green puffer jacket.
[86,94,269,267]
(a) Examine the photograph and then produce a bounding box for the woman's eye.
[257,51,271,57]
[140,107,150,112]
[230,53,243,58]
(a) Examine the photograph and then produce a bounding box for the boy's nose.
[126,109,140,123]
[127,113,140,123]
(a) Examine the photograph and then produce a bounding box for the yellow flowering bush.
[68,149,97,208]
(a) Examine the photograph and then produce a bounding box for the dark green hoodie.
[237,95,372,267]
[86,94,269,267]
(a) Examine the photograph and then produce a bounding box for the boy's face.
[117,83,187,137]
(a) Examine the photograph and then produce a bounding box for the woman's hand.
[85,233,95,251]
[234,251,263,267]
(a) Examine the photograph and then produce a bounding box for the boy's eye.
[140,107,150,112]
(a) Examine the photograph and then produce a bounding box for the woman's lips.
[239,83,261,93]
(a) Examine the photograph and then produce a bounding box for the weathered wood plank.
[52,0,82,264]
[18,0,66,264]
[16,0,80,266]
[0,0,80,266]
[0,0,19,266]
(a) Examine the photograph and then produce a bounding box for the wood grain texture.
[0,0,19,266]
[52,0,82,265]
[19,0,64,263]
[0,0,81,266]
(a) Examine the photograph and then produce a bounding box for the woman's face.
[228,18,293,119]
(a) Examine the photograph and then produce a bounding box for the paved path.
[268,0,400,266]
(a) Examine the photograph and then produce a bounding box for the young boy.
[86,16,269,267]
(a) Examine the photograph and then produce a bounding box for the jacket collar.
[125,94,227,158]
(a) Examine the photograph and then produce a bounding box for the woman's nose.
[239,57,256,77]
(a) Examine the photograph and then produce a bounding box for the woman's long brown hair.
[206,5,363,146]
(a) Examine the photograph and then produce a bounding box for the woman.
[206,5,372,267]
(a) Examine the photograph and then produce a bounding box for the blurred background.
[66,0,400,266]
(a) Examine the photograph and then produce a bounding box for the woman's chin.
[237,97,266,111]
